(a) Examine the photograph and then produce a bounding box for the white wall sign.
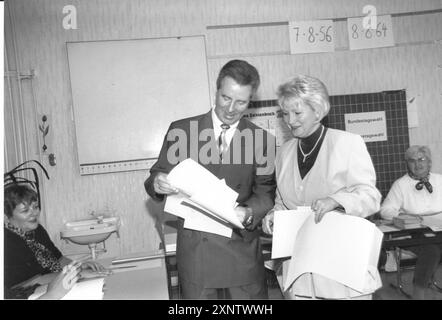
[288,20,335,54]
[345,111,387,142]
[406,94,419,128]
[347,15,395,50]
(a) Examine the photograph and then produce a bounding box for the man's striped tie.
[218,123,230,160]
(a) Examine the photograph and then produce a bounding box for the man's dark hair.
[216,60,260,93]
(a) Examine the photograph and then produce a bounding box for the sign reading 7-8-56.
[288,20,335,54]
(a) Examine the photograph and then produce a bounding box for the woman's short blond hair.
[276,75,330,120]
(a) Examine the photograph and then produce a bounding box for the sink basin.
[61,217,120,246]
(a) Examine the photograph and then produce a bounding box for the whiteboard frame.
[66,36,211,175]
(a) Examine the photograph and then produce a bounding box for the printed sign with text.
[345,111,387,142]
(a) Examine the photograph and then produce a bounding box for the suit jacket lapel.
[197,111,220,176]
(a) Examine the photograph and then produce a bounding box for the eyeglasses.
[407,157,428,165]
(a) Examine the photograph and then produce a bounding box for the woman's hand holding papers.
[41,261,82,299]
[153,173,179,195]
[311,197,340,223]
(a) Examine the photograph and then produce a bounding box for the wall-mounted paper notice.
[347,15,395,50]
[345,111,387,142]
[288,20,335,54]
[407,96,419,128]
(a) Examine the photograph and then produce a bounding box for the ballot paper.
[62,278,105,299]
[271,207,312,259]
[165,158,243,236]
[272,208,383,296]
[28,278,105,300]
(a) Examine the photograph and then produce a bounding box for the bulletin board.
[249,90,409,198]
[66,36,211,175]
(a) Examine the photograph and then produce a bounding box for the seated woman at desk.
[4,184,109,299]
[262,74,382,299]
[380,145,442,299]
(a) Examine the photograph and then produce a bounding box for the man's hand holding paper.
[164,159,245,235]
[153,172,179,195]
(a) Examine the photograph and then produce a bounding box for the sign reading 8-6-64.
[347,15,395,50]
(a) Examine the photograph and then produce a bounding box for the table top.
[375,219,442,249]
[100,251,170,300]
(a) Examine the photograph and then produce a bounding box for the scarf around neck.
[5,221,62,273]
[409,173,433,193]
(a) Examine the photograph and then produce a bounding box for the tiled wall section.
[250,90,409,198]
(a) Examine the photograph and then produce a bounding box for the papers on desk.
[378,213,442,232]
[393,214,422,229]
[271,207,383,294]
[64,278,105,299]
[377,223,400,233]
[164,158,243,238]
[421,214,442,231]
[28,278,105,300]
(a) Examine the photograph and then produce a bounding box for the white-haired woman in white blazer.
[262,75,382,299]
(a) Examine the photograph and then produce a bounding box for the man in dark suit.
[145,60,276,299]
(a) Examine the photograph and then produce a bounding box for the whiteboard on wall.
[67,36,211,175]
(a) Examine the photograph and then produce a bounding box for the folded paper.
[164,158,243,237]
[272,207,383,298]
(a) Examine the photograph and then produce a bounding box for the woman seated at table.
[380,145,442,299]
[4,184,109,299]
[262,74,382,299]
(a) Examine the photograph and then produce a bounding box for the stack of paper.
[421,214,442,231]
[393,214,422,229]
[164,158,243,238]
